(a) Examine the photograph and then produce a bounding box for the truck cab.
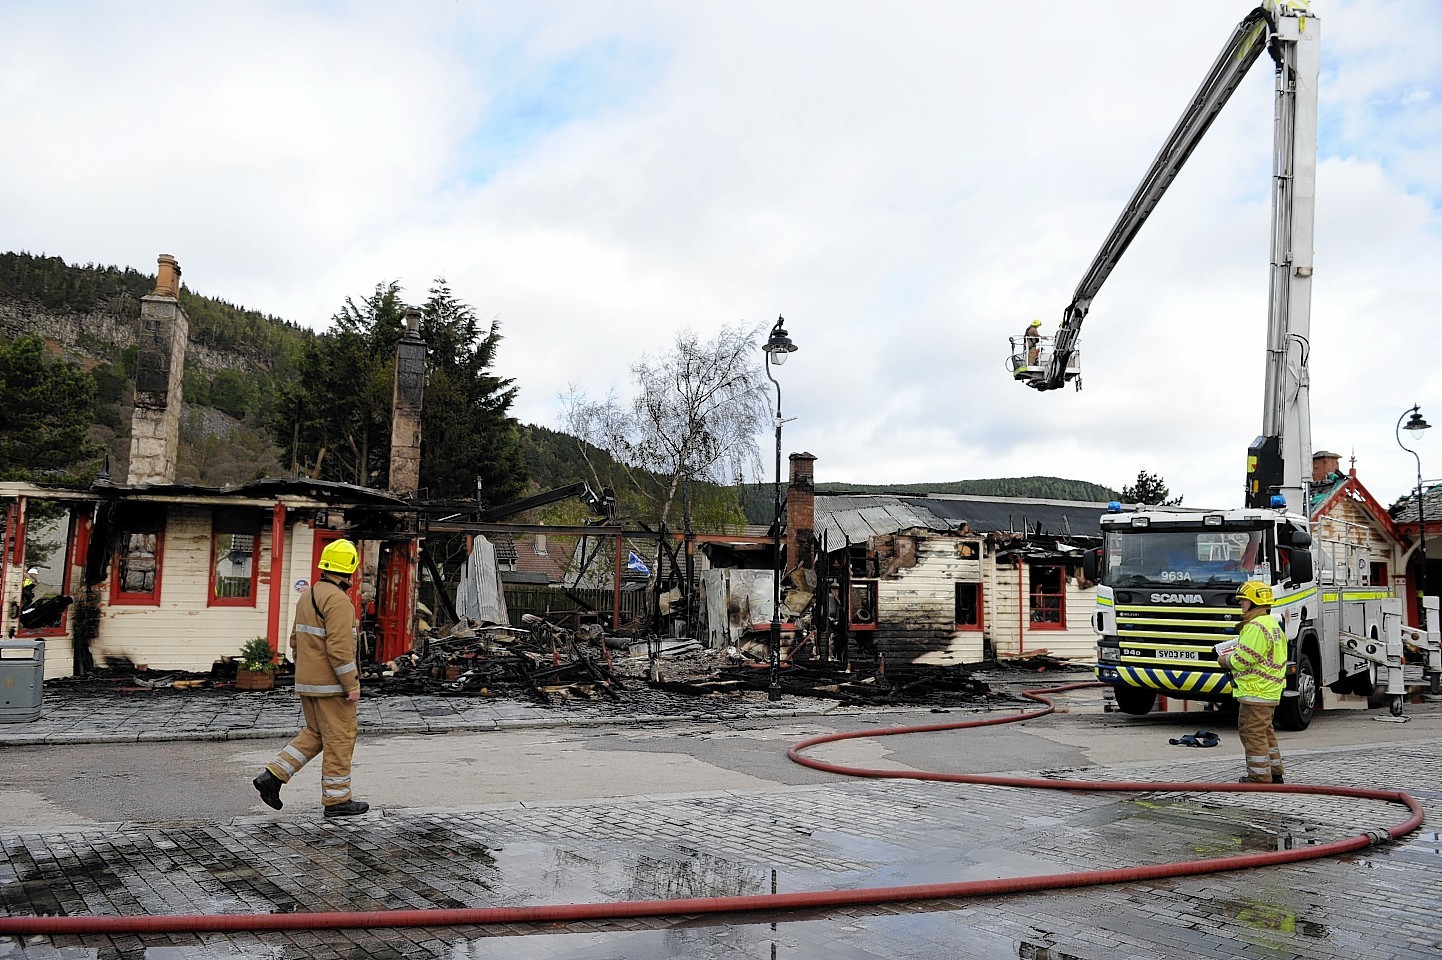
[1088,503,1321,728]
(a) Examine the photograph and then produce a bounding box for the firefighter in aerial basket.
[253,538,371,817]
[1215,580,1286,784]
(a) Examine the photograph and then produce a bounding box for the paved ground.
[2,674,1440,959]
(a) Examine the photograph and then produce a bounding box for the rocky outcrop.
[0,299,258,373]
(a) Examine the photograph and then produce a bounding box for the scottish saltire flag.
[627,551,651,575]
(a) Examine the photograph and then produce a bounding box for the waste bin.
[0,640,44,723]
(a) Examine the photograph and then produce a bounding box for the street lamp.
[763,316,798,702]
[1397,404,1431,624]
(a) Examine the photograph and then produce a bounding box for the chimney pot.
[152,254,181,298]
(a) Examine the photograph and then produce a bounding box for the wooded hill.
[1,252,1119,523]
[815,477,1120,501]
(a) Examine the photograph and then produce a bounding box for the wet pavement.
[2,677,1441,959]
[0,677,970,747]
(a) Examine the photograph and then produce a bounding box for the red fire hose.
[0,681,1423,935]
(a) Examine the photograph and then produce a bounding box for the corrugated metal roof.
[815,492,1110,548]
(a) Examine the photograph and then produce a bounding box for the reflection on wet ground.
[4,742,1428,960]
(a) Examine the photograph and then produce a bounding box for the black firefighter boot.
[252,770,284,810]
[324,799,370,818]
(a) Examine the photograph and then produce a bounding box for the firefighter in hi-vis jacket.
[253,538,370,817]
[1217,580,1287,784]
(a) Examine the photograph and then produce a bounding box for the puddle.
[1120,796,1295,855]
[1196,896,1330,938]
[807,828,1064,886]
[492,839,770,904]
[1017,943,1085,960]
[0,845,124,918]
[368,912,1047,959]
[0,947,286,959]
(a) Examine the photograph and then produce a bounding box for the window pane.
[119,532,159,594]
[214,532,255,599]
[1029,567,1063,624]
[955,583,980,626]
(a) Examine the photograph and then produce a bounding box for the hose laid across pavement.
[0,681,1423,935]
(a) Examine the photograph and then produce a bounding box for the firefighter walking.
[1218,580,1287,784]
[253,539,370,817]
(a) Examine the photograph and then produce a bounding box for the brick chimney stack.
[126,254,189,485]
[1312,450,1341,484]
[388,307,426,496]
[785,452,817,572]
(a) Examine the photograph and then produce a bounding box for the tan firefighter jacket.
[290,576,360,697]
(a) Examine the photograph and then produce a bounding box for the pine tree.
[273,282,406,485]
[271,279,525,500]
[0,335,100,482]
[1121,470,1183,506]
[417,280,525,503]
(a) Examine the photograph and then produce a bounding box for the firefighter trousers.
[1237,699,1283,783]
[265,694,358,806]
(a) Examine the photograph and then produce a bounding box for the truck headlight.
[1099,646,1122,663]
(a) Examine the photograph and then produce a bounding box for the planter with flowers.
[236,636,278,691]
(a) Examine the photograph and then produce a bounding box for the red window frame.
[17,511,77,638]
[1028,564,1066,630]
[111,508,165,606]
[208,508,262,607]
[954,581,984,631]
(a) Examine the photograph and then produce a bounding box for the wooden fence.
[502,584,649,630]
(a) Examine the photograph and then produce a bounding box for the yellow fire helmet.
[1029,319,1042,327]
[1234,580,1274,607]
[318,538,360,575]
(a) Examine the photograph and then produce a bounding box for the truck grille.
[1114,603,1241,665]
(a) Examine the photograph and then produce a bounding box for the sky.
[2,1,1439,509]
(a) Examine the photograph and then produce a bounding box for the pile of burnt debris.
[48,616,1076,708]
[374,614,622,702]
[374,614,1072,706]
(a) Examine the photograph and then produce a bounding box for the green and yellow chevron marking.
[1115,665,1233,696]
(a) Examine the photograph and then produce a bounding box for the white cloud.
[1,0,1438,508]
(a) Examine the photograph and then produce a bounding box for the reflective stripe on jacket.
[1230,612,1286,702]
[290,577,359,697]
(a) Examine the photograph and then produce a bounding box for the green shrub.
[238,636,276,673]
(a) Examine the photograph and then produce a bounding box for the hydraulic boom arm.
[1028,6,1274,393]
[1021,2,1319,514]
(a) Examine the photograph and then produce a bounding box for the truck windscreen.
[1102,527,1269,589]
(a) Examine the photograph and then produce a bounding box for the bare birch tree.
[561,323,770,533]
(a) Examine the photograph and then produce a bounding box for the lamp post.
[1397,404,1431,625]
[763,316,798,702]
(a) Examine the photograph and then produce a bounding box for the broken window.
[954,581,983,630]
[112,506,165,605]
[15,498,78,636]
[1028,564,1065,629]
[848,580,878,630]
[210,507,261,606]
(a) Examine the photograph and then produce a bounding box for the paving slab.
[3,675,1440,958]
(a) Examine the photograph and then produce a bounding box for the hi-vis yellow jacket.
[290,576,360,698]
[1230,612,1287,702]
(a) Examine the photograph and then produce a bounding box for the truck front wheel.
[1275,652,1317,731]
[1113,685,1156,716]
